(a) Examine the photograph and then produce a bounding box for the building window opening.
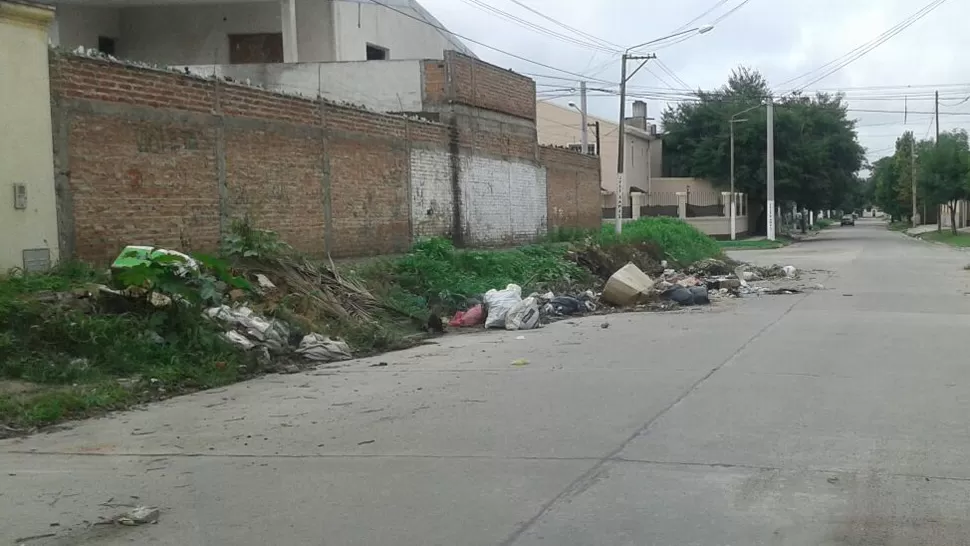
[366,44,388,60]
[97,36,116,56]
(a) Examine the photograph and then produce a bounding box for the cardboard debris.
[602,263,655,307]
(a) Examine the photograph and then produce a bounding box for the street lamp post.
[615,24,714,234]
[728,117,747,240]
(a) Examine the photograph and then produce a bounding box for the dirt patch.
[0,379,40,396]
[569,242,665,282]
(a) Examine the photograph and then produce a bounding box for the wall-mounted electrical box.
[13,183,27,210]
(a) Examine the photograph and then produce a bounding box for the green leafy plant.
[114,250,250,307]
[223,218,292,258]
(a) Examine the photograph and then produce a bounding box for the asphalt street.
[5,218,970,545]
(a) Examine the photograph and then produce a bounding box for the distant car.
[841,214,855,226]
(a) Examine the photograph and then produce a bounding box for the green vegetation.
[718,238,787,250]
[366,238,589,311]
[813,218,835,230]
[917,231,970,247]
[0,262,248,430]
[888,221,910,232]
[1,217,726,432]
[661,67,866,222]
[872,130,970,230]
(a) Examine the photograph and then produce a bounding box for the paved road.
[5,218,970,545]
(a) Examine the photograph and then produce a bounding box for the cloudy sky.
[419,0,969,164]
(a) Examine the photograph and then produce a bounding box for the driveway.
[5,218,970,545]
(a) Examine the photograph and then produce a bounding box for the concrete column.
[281,0,299,62]
[630,193,643,220]
[676,192,687,219]
[721,192,731,217]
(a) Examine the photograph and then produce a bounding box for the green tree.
[661,66,864,233]
[920,130,970,234]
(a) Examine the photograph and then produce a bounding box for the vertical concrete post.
[281,0,299,62]
[721,192,731,218]
[676,192,687,219]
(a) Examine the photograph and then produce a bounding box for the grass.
[888,221,911,232]
[361,238,590,312]
[549,217,724,266]
[813,218,835,230]
[0,263,248,431]
[917,230,970,247]
[718,238,788,250]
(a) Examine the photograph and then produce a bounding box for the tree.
[661,66,864,233]
[920,130,970,234]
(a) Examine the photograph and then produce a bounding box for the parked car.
[841,214,855,226]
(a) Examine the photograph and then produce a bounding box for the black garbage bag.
[665,286,695,306]
[549,296,583,316]
[688,286,710,305]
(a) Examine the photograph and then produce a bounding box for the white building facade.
[46,0,475,65]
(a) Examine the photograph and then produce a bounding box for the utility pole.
[766,99,776,241]
[912,134,918,227]
[936,90,940,143]
[579,81,589,154]
[616,52,656,234]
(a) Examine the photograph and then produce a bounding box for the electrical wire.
[454,0,621,54]
[366,0,626,82]
[670,0,731,33]
[777,0,950,93]
[712,0,753,24]
[503,0,624,50]
[655,59,693,90]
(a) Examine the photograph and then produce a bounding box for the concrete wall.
[685,216,749,238]
[48,4,119,49]
[649,177,717,194]
[0,2,59,271]
[332,0,471,61]
[182,60,424,112]
[50,0,467,64]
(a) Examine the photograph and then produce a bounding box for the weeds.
[0,262,248,431]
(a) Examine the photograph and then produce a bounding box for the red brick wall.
[423,52,536,121]
[540,146,601,231]
[49,53,448,262]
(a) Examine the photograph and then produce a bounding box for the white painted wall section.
[409,149,453,239]
[51,5,119,50]
[332,0,471,60]
[181,60,423,112]
[460,157,547,245]
[118,3,282,65]
[295,0,336,61]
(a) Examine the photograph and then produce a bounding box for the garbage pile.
[447,284,598,331]
[205,304,352,369]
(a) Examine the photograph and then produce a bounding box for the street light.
[729,117,747,241]
[615,24,715,234]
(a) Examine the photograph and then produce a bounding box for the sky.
[418,0,970,166]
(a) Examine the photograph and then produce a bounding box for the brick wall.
[49,52,592,263]
[423,51,536,122]
[540,146,602,231]
[49,52,446,262]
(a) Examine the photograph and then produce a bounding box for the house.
[46,0,475,65]
[0,0,59,271]
[536,100,662,197]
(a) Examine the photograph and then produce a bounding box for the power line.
[712,0,753,24]
[454,0,620,54]
[367,0,625,82]
[671,0,731,32]
[777,0,950,93]
[503,0,624,50]
[655,59,692,90]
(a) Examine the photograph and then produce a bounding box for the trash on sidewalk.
[602,263,655,306]
[506,296,541,330]
[783,265,797,278]
[448,304,485,328]
[688,258,733,276]
[295,333,352,362]
[511,358,530,366]
[254,273,277,292]
[662,285,711,306]
[117,506,160,526]
[484,284,523,329]
[205,305,290,355]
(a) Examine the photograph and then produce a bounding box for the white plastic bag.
[484,284,522,329]
[506,296,540,331]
